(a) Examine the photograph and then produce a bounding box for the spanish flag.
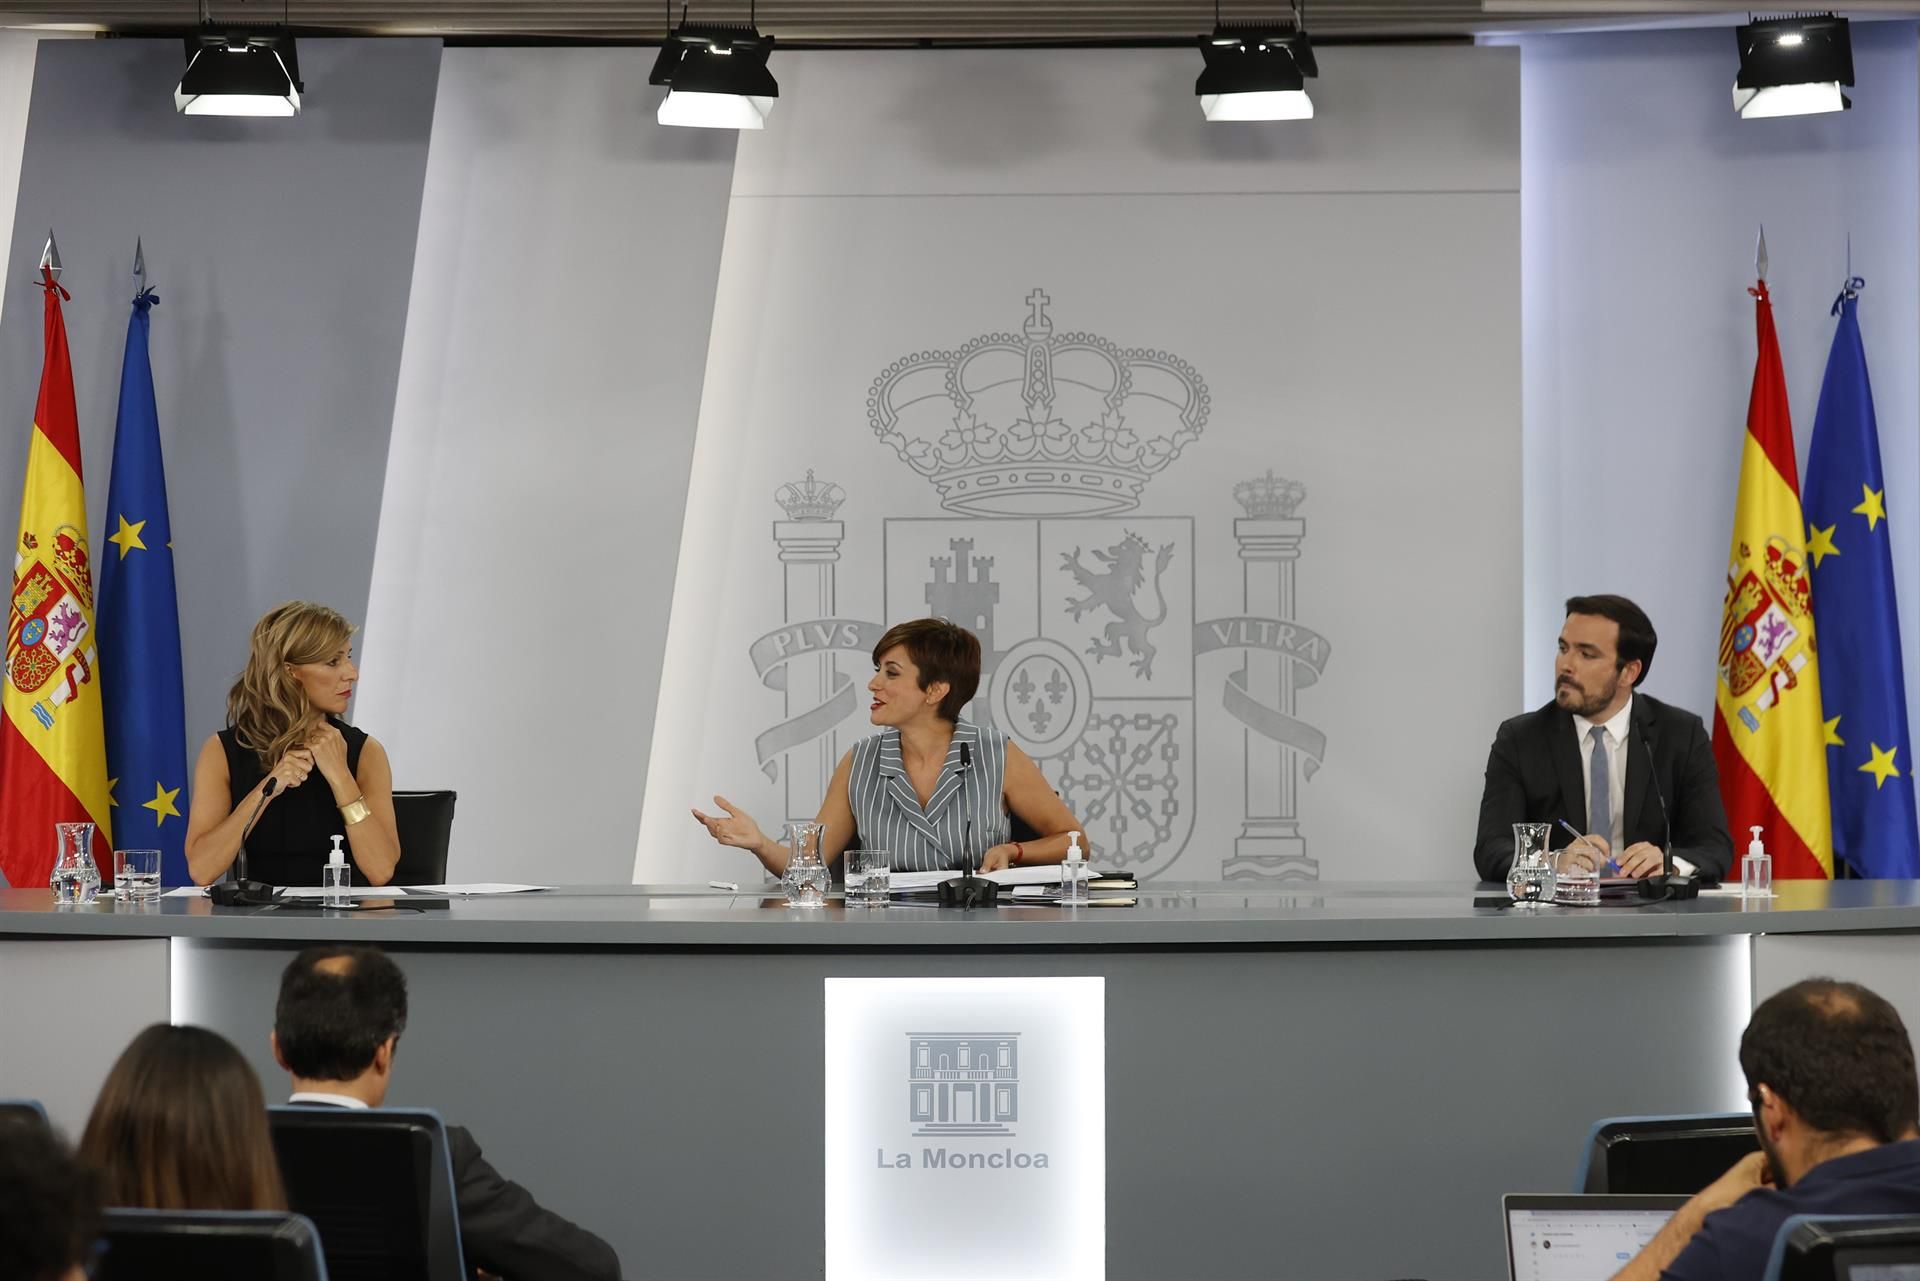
[0,264,112,889]
[1712,278,1833,878]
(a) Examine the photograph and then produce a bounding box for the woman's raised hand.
[692,796,766,852]
[268,747,316,796]
[304,720,352,790]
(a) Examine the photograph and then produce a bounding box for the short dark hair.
[0,1116,100,1281]
[1740,978,1920,1144]
[872,619,982,722]
[275,945,409,1081]
[1564,594,1657,685]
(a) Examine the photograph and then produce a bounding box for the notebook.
[1504,1193,1689,1281]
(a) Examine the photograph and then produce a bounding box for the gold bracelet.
[338,796,371,826]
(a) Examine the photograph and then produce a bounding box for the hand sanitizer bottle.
[1061,831,1088,905]
[324,835,352,907]
[1742,825,1772,899]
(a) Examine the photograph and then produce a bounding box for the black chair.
[96,1208,329,1281]
[0,1098,48,1127]
[1767,1213,1920,1280]
[1578,1113,1760,1194]
[389,791,456,885]
[269,1106,466,1281]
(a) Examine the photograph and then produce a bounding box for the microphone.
[1635,721,1699,902]
[209,776,283,907]
[937,739,1000,910]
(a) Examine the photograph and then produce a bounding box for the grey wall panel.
[0,37,440,757]
[0,937,168,1135]
[177,934,1749,1280]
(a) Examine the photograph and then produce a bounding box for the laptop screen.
[1504,1194,1689,1281]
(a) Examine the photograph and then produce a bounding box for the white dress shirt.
[288,1090,368,1109]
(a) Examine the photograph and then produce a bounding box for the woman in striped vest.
[694,618,1084,875]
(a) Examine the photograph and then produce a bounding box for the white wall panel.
[355,48,735,884]
[638,47,1521,885]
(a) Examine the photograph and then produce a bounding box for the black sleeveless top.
[219,716,368,886]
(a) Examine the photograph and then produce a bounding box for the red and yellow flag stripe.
[0,270,111,889]
[1711,281,1832,878]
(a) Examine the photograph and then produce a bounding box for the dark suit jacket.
[291,1102,621,1281]
[1473,693,1733,883]
[446,1122,622,1281]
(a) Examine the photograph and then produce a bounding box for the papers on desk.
[888,865,1067,892]
[401,883,551,896]
[164,886,208,898]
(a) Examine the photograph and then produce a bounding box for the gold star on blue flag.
[1805,280,1920,878]
[96,276,191,884]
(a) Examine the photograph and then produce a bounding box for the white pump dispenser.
[324,834,352,905]
[1742,825,1772,899]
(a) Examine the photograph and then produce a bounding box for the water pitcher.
[781,821,830,908]
[50,821,101,906]
[1506,822,1555,905]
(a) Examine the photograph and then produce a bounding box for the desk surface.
[4,878,1919,946]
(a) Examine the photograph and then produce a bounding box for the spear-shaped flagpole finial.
[133,237,146,291]
[1755,224,1768,282]
[39,230,61,281]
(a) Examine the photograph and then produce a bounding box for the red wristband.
[1011,842,1024,864]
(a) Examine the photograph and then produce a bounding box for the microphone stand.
[209,779,283,907]
[937,740,1000,910]
[1635,723,1699,902]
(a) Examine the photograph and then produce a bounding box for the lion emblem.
[1060,532,1175,678]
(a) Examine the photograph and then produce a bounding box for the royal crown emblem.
[775,469,846,522]
[866,288,1209,517]
[1233,470,1307,519]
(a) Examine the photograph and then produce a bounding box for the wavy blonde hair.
[227,601,356,767]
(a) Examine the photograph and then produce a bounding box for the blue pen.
[1557,818,1619,875]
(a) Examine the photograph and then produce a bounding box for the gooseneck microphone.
[937,739,1001,910]
[1635,723,1699,902]
[209,777,283,907]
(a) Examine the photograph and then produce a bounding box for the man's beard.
[1756,1119,1788,1187]
[1556,674,1620,719]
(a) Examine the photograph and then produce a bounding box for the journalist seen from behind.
[1610,978,1920,1281]
[272,943,622,1281]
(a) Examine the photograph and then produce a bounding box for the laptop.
[1505,1193,1690,1281]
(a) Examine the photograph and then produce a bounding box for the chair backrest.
[96,1208,329,1281]
[268,1106,466,1281]
[1767,1213,1920,1281]
[1579,1113,1760,1194]
[389,791,456,885]
[0,1098,48,1128]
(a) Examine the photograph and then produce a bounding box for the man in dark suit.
[1474,594,1733,882]
[271,944,622,1281]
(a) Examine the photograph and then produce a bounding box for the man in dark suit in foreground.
[272,944,622,1281]
[1474,594,1733,882]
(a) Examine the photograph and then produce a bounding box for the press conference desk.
[5,880,1920,1281]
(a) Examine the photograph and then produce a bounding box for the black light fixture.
[174,0,302,117]
[649,2,777,130]
[1733,14,1852,119]
[1196,2,1318,122]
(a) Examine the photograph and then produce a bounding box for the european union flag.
[97,273,190,885]
[1805,280,1920,878]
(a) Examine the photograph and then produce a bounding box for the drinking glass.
[781,822,830,908]
[1506,823,1555,905]
[1553,836,1603,906]
[115,848,162,901]
[847,848,891,905]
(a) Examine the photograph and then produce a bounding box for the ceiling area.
[0,0,1846,43]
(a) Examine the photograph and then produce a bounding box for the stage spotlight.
[650,18,777,129]
[1733,15,1852,119]
[1196,5,1318,122]
[175,28,302,116]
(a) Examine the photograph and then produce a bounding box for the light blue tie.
[1588,725,1611,847]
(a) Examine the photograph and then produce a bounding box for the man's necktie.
[1588,725,1611,849]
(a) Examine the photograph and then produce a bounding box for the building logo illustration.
[909,1033,1018,1137]
[745,289,1333,880]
